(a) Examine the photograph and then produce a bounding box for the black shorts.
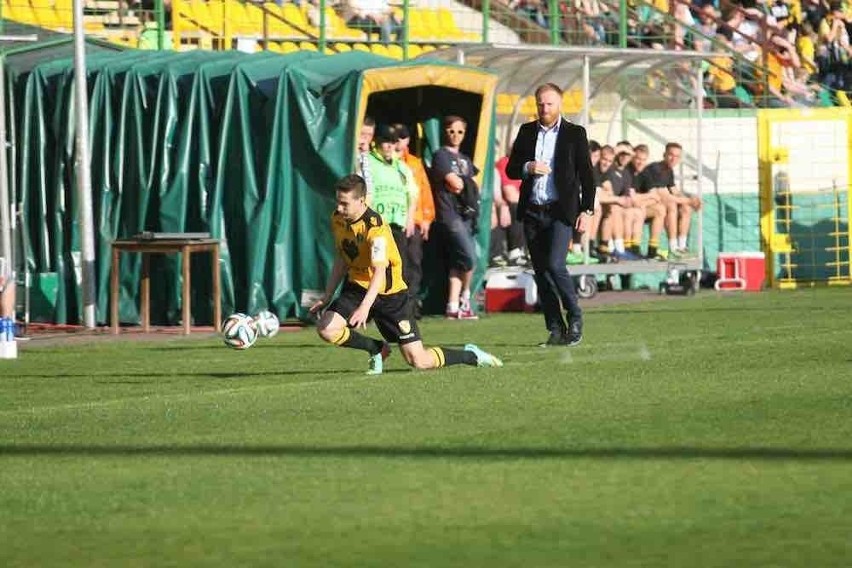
[328,282,421,345]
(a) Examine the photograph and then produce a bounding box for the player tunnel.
[354,64,499,314]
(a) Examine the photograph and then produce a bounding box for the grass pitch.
[1,288,851,567]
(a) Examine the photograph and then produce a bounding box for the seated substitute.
[628,144,667,259]
[639,142,702,258]
[598,146,643,260]
[310,174,503,375]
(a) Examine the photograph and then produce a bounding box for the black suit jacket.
[505,118,596,225]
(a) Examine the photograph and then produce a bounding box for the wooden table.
[111,238,221,335]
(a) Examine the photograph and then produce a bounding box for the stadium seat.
[351,42,371,52]
[385,43,403,60]
[281,2,317,36]
[323,7,363,40]
[280,40,300,53]
[836,90,851,108]
[436,8,476,40]
[406,43,423,58]
[332,42,352,52]
[370,43,391,57]
[298,40,318,51]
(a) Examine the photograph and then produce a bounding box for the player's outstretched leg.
[399,341,502,370]
[464,344,504,367]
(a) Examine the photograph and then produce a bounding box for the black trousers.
[523,209,582,334]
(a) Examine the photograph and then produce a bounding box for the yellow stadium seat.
[333,42,352,52]
[324,7,363,40]
[29,0,52,8]
[351,42,371,52]
[280,40,300,53]
[836,90,851,107]
[405,43,422,58]
[385,43,403,59]
[190,0,216,31]
[298,40,318,51]
[436,8,469,40]
[406,8,433,40]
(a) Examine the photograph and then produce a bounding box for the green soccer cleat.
[366,343,391,376]
[464,344,503,368]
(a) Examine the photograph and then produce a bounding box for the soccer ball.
[253,310,280,338]
[222,313,257,350]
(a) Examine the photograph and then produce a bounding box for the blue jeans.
[435,217,477,272]
[523,210,581,334]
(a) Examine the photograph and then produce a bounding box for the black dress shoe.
[538,331,568,347]
[565,318,583,346]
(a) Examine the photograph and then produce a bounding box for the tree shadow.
[1,444,850,462]
[16,368,411,380]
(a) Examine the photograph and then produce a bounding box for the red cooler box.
[715,252,766,291]
[485,270,536,312]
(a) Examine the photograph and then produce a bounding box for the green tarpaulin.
[3,47,498,325]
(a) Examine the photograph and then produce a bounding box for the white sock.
[572,243,582,254]
[614,239,625,253]
[447,302,458,313]
[678,236,687,250]
[508,248,523,261]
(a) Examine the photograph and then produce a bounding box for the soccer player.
[310,174,503,375]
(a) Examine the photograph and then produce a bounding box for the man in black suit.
[506,83,596,346]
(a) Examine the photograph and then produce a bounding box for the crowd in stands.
[504,0,852,105]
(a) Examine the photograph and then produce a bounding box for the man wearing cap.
[368,124,419,287]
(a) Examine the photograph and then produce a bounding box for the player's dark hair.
[362,116,376,128]
[665,142,682,153]
[336,174,367,199]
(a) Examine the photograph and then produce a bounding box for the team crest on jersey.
[398,320,411,334]
[341,239,359,261]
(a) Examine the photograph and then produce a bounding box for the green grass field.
[1,288,851,567]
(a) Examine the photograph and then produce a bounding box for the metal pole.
[0,56,12,287]
[619,0,627,48]
[402,0,409,60]
[695,61,704,264]
[318,0,326,52]
[548,0,559,46]
[73,0,97,328]
[581,55,590,127]
[155,0,165,50]
[482,0,490,44]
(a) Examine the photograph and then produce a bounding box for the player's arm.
[310,256,347,314]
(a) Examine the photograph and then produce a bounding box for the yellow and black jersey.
[331,208,407,295]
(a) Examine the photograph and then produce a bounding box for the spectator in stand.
[638,142,702,258]
[341,0,401,44]
[627,144,666,259]
[367,124,418,291]
[707,27,743,108]
[357,116,376,202]
[491,140,527,267]
[726,4,763,62]
[509,0,549,28]
[392,123,434,319]
[430,115,480,320]
[817,3,852,90]
[692,4,719,52]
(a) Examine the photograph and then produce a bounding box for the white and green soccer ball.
[222,313,258,350]
[253,310,280,338]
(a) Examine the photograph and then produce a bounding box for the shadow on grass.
[0,444,850,461]
[16,368,412,380]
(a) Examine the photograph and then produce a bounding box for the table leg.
[212,244,221,332]
[182,246,191,335]
[141,253,150,333]
[111,247,120,334]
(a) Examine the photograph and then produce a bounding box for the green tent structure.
[3,48,498,326]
